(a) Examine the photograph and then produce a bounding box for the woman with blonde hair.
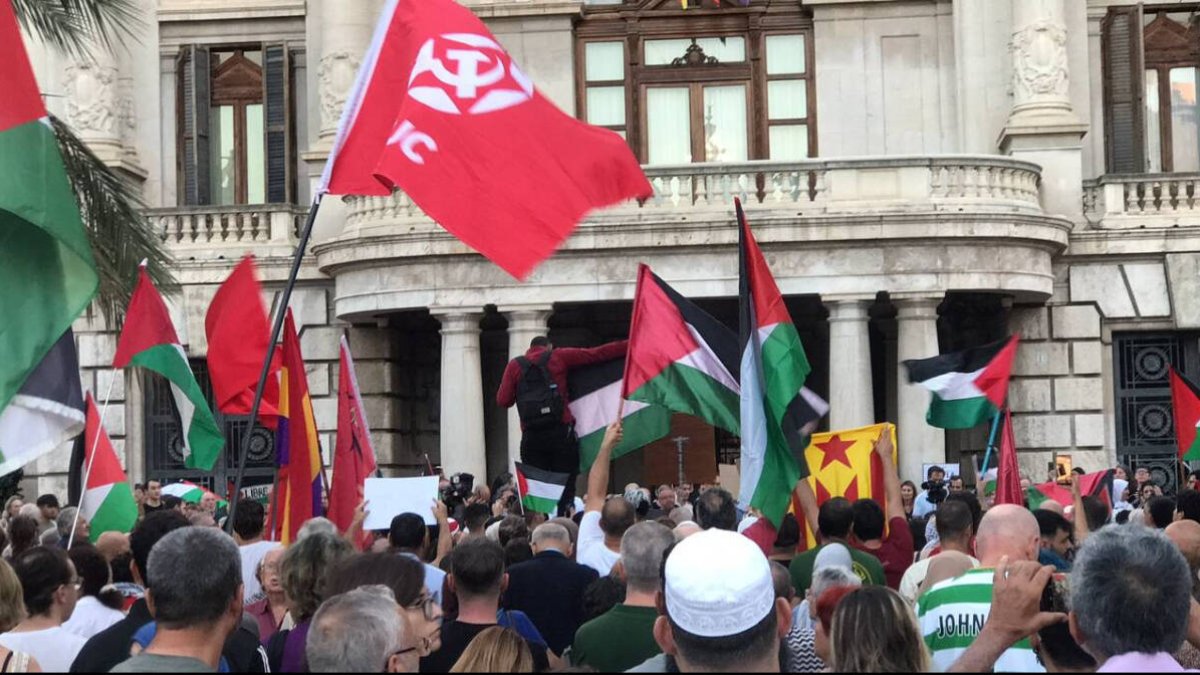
[829,586,930,673]
[0,559,40,672]
[448,627,533,673]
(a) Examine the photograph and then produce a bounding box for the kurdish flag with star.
[622,264,741,434]
[800,423,897,547]
[737,199,827,527]
[113,265,224,471]
[1170,366,1200,461]
[903,336,1020,429]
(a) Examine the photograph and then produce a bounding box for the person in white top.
[899,498,979,605]
[62,545,125,639]
[0,546,87,672]
[232,500,279,605]
[577,423,634,576]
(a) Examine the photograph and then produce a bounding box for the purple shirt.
[280,619,311,673]
[1099,652,1197,673]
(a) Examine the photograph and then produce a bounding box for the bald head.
[600,497,635,539]
[96,531,131,562]
[673,521,701,541]
[975,504,1040,566]
[1167,520,1200,572]
[1037,500,1065,516]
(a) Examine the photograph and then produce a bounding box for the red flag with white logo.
[317,0,651,280]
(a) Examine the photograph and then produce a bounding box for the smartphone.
[1040,572,1070,613]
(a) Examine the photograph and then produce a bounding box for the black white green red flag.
[79,394,138,542]
[1171,367,1200,461]
[568,357,671,472]
[621,265,741,434]
[903,336,1020,429]
[514,462,569,515]
[737,200,825,528]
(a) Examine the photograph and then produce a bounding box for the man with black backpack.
[497,335,627,514]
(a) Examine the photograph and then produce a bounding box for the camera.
[922,479,948,505]
[441,472,475,509]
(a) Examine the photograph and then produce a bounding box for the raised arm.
[585,422,623,514]
[432,499,452,566]
[555,340,629,369]
[1071,474,1090,542]
[874,423,905,520]
[793,478,819,538]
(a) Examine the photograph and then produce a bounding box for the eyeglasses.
[406,594,440,622]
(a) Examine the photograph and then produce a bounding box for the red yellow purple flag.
[797,423,897,548]
[273,309,324,545]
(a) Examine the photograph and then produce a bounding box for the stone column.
[895,297,946,485]
[434,310,487,481]
[827,299,875,430]
[500,306,553,468]
[315,0,378,151]
[999,0,1087,219]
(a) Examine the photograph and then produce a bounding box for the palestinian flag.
[113,265,224,470]
[1028,470,1115,511]
[1170,367,1200,461]
[0,0,97,454]
[514,462,569,515]
[568,357,671,472]
[161,481,227,508]
[903,336,1020,429]
[622,264,741,434]
[737,200,824,528]
[0,330,86,476]
[79,394,138,542]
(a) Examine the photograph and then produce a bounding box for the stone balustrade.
[1083,174,1200,227]
[151,204,307,248]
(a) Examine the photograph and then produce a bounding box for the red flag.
[274,310,324,545]
[317,0,651,280]
[0,0,46,133]
[204,256,280,427]
[328,335,377,537]
[995,408,1023,506]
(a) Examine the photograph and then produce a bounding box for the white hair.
[308,586,405,672]
[296,517,337,541]
[531,523,570,549]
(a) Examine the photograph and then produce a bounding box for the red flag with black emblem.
[318,0,651,280]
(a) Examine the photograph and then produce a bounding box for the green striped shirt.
[916,568,1044,673]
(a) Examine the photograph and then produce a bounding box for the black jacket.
[502,550,599,655]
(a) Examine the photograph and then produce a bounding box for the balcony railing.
[1084,173,1200,224]
[150,204,306,246]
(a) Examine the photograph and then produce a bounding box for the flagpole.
[227,194,324,535]
[512,461,526,516]
[978,410,1004,476]
[69,372,118,550]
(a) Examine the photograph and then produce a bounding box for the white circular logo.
[407,33,534,115]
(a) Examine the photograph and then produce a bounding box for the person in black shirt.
[140,481,167,516]
[419,539,549,673]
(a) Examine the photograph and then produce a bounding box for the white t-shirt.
[0,626,87,672]
[576,511,620,576]
[62,596,124,639]
[898,553,981,606]
[240,541,281,605]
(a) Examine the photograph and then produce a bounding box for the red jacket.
[497,341,628,426]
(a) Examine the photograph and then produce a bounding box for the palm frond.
[51,115,177,327]
[11,0,142,60]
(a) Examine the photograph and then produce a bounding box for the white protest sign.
[363,476,440,530]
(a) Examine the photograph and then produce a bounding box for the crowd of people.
[0,421,1194,672]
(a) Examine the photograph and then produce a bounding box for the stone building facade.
[21,0,1200,497]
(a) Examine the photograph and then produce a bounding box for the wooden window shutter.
[177,45,212,205]
[263,43,294,204]
[1102,5,1146,174]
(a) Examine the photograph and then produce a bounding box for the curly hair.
[280,531,354,621]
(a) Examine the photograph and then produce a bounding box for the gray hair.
[296,517,338,541]
[1070,525,1192,659]
[56,507,78,537]
[281,531,356,621]
[308,586,404,673]
[810,565,861,601]
[531,523,570,549]
[147,527,242,629]
[669,506,693,524]
[620,522,674,593]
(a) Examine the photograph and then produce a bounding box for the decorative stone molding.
[64,61,119,137]
[318,51,361,135]
[1011,19,1069,104]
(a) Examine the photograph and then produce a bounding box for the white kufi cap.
[664,529,775,638]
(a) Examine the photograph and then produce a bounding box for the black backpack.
[516,351,563,430]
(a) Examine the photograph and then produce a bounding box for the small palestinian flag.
[1170,367,1200,461]
[79,394,138,542]
[568,357,671,472]
[161,481,227,508]
[1028,470,1115,511]
[903,336,1020,429]
[514,462,569,515]
[622,264,741,434]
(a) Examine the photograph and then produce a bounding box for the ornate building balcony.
[315,156,1070,320]
[150,204,307,262]
[1077,174,1200,257]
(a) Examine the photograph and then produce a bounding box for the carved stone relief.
[1011,19,1069,103]
[64,61,120,137]
[318,51,361,133]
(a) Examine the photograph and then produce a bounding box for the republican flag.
[328,335,377,534]
[0,0,96,459]
[737,200,826,528]
[622,264,741,434]
[204,256,280,427]
[800,423,896,548]
[114,264,224,470]
[568,357,671,472]
[78,394,138,542]
[903,336,1020,429]
[1170,367,1200,461]
[273,310,324,545]
[994,408,1024,506]
[317,0,651,279]
[514,462,569,515]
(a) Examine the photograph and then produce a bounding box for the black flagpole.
[225,193,324,536]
